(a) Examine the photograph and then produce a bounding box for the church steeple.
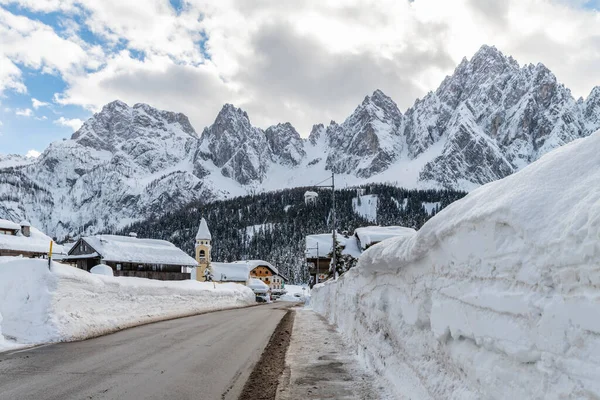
[195,218,211,281]
[196,217,211,241]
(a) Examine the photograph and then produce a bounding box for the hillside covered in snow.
[1,45,599,239]
[312,130,600,399]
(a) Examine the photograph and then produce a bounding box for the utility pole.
[309,171,337,281]
[316,242,319,284]
[331,171,337,280]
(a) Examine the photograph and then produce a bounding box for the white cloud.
[2,0,600,136]
[35,115,48,120]
[0,7,104,94]
[32,98,51,109]
[53,116,83,131]
[25,149,41,158]
[15,108,33,117]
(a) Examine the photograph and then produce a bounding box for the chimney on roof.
[20,221,31,237]
[129,232,137,238]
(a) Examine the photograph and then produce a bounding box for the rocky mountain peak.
[308,124,325,145]
[264,122,306,166]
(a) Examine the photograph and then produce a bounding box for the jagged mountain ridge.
[1,45,599,239]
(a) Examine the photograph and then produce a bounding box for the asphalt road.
[0,303,289,400]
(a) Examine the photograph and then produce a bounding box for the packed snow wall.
[0,259,255,349]
[312,131,600,399]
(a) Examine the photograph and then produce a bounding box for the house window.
[116,264,122,271]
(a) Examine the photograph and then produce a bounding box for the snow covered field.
[0,258,255,352]
[312,131,600,399]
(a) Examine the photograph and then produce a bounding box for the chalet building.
[245,260,288,291]
[305,226,416,286]
[66,234,197,280]
[0,219,62,258]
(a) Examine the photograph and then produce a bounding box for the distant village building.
[305,226,416,286]
[304,191,318,206]
[244,260,288,291]
[65,234,197,280]
[0,219,62,258]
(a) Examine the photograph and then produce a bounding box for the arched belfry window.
[199,249,206,260]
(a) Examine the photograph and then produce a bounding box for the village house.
[305,226,415,286]
[0,219,63,258]
[65,233,197,280]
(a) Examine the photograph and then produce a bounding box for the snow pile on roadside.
[278,284,310,302]
[0,259,255,351]
[312,131,600,399]
[248,278,269,294]
[90,263,113,276]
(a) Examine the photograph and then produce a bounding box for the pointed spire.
[196,217,211,240]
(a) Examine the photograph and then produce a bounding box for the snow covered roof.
[0,225,62,255]
[0,219,21,231]
[211,262,250,282]
[232,259,279,275]
[248,278,269,294]
[304,191,318,198]
[19,220,31,227]
[196,218,211,240]
[354,226,416,249]
[305,232,362,259]
[75,235,197,266]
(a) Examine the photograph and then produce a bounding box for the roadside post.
[48,241,53,270]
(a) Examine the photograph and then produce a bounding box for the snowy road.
[0,303,289,400]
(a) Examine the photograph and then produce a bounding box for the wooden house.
[65,234,197,281]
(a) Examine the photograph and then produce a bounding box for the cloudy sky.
[1,0,600,156]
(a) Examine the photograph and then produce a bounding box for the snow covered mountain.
[1,45,599,239]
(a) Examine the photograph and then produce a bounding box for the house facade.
[246,260,287,291]
[65,234,196,280]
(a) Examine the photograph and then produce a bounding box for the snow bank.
[248,278,269,294]
[278,284,310,302]
[90,264,113,276]
[312,131,600,399]
[0,259,255,352]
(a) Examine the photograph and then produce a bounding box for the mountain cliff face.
[1,45,598,239]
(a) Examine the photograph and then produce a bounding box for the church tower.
[195,217,211,281]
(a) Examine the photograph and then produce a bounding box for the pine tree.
[328,237,346,277]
